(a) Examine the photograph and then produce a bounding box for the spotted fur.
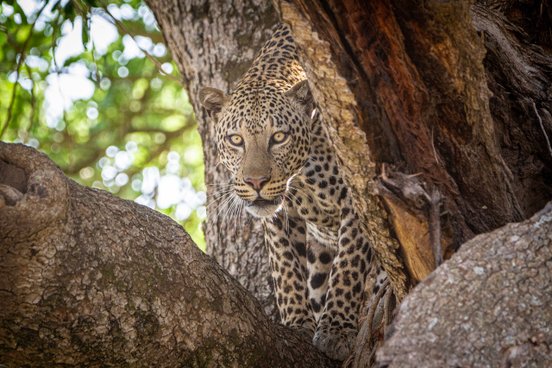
[199,24,388,361]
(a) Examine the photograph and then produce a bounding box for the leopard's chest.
[281,115,349,248]
[284,172,346,249]
[306,222,339,249]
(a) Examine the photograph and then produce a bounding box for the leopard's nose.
[244,176,271,191]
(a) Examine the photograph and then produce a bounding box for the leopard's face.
[200,82,313,217]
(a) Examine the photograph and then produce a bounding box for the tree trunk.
[146,0,279,318]
[377,202,552,367]
[0,142,334,367]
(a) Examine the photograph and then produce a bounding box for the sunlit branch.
[92,3,182,84]
[25,64,37,137]
[0,2,49,139]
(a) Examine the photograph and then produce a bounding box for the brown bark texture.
[378,202,552,367]
[0,143,334,367]
[146,0,280,318]
[277,0,551,289]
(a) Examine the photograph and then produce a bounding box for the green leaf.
[62,55,82,67]
[15,24,32,43]
[82,15,90,45]
[63,1,75,22]
[83,0,98,7]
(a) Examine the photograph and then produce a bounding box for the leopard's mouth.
[250,197,281,207]
[245,195,284,217]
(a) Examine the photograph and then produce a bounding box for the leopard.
[199,23,388,361]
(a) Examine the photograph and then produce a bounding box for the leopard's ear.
[285,80,314,116]
[199,87,226,117]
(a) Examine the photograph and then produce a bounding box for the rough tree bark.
[146,0,279,318]
[0,143,334,367]
[378,202,552,367]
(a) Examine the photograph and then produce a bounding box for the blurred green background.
[0,0,206,248]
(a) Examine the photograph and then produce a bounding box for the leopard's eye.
[226,134,244,147]
[271,131,289,145]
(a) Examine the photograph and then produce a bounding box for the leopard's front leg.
[263,212,316,336]
[306,237,335,322]
[313,206,377,361]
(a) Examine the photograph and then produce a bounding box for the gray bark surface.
[378,202,552,368]
[0,143,334,367]
[146,0,279,318]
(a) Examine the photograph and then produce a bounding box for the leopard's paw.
[312,328,356,361]
[285,318,316,342]
[290,324,315,342]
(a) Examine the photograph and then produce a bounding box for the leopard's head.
[199,80,313,217]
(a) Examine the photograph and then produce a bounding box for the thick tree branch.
[0,143,334,367]
[378,201,552,367]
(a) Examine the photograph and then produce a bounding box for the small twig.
[0,41,29,138]
[25,63,37,137]
[428,189,443,267]
[430,125,442,165]
[380,162,389,181]
[383,288,395,328]
[532,101,552,159]
[0,64,22,139]
[366,279,390,337]
[93,5,181,84]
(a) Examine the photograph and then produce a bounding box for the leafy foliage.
[0,0,206,248]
